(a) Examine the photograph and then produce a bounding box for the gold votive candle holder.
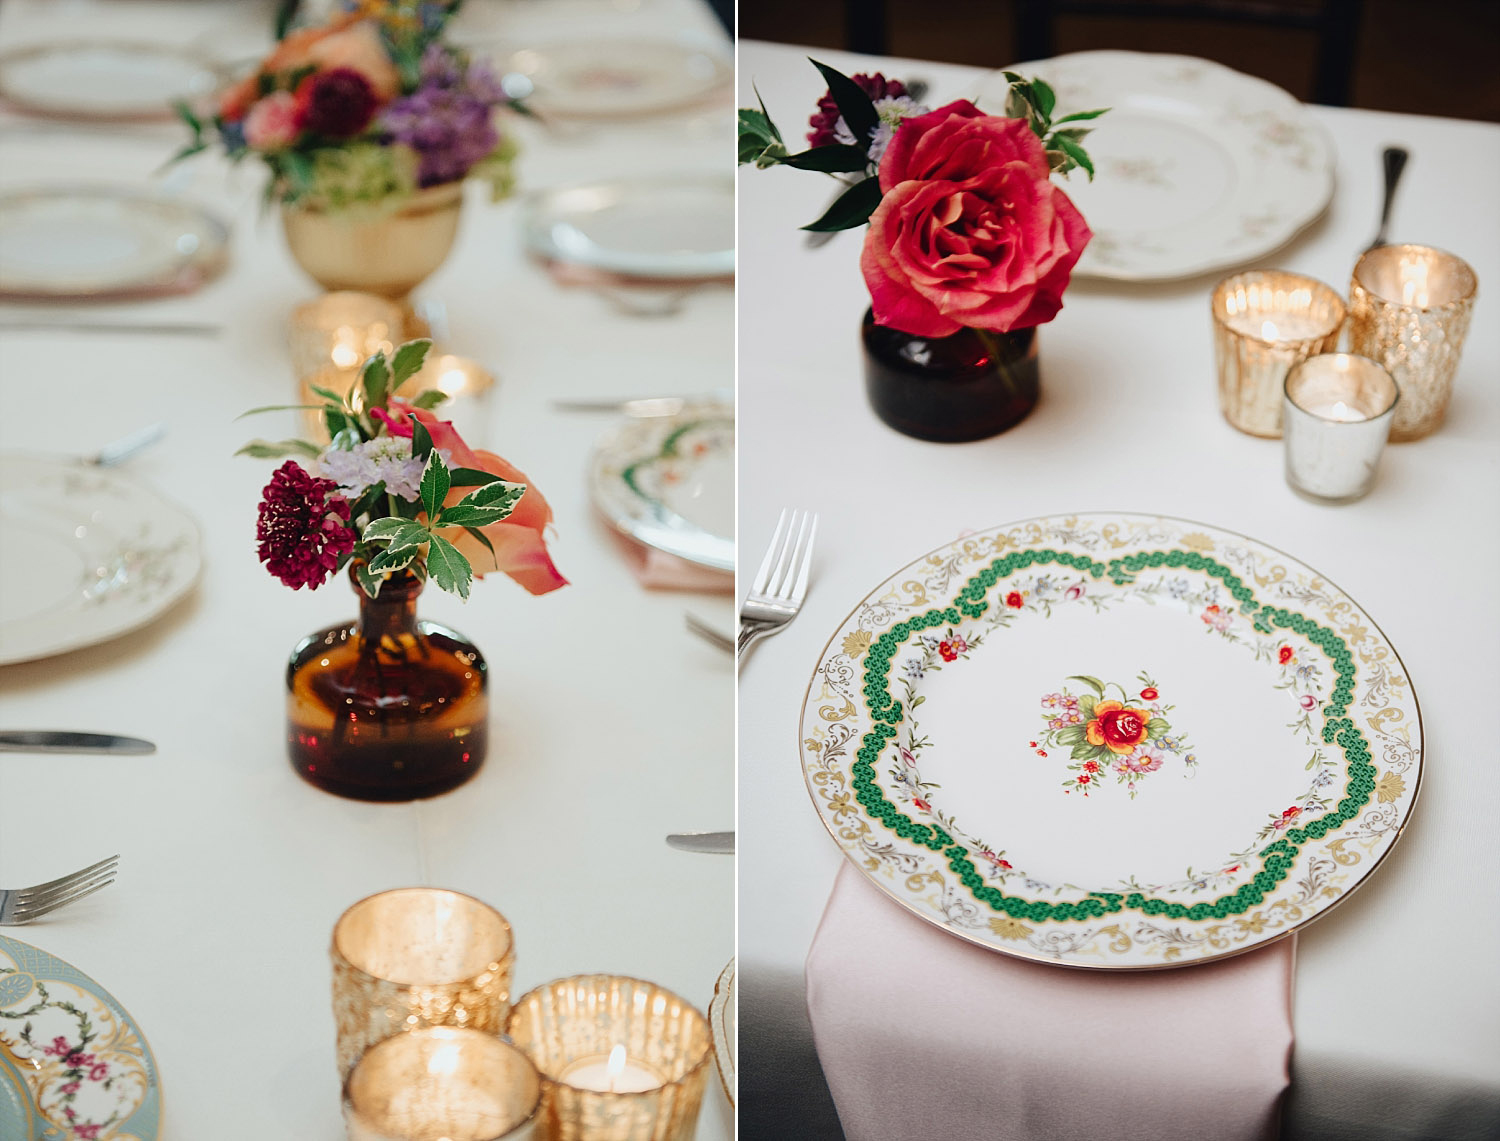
[344,1027,541,1141]
[289,291,406,442]
[1348,243,1478,441]
[1283,353,1399,504]
[395,353,498,447]
[1210,270,1346,437]
[332,888,516,1080]
[507,975,712,1141]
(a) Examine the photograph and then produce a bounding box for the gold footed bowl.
[281,182,465,335]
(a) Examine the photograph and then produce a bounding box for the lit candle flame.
[1399,258,1430,307]
[1260,320,1279,341]
[607,1044,627,1093]
[427,1042,461,1077]
[1331,401,1350,420]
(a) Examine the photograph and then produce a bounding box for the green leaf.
[1071,742,1104,760]
[347,481,386,522]
[368,544,421,574]
[810,59,878,147]
[390,494,422,520]
[1068,675,1106,697]
[781,144,871,173]
[410,415,434,461]
[354,560,384,599]
[1032,77,1057,120]
[419,450,450,520]
[1052,108,1108,125]
[308,384,347,404]
[236,404,327,419]
[235,438,321,459]
[324,406,354,441]
[280,148,314,195]
[174,98,202,136]
[450,478,525,518]
[425,532,472,600]
[391,339,432,388]
[801,176,882,233]
[328,426,361,453]
[1147,718,1171,738]
[1053,134,1096,180]
[1078,693,1097,718]
[363,517,428,544]
[1055,724,1088,745]
[409,389,450,411]
[361,352,391,410]
[449,466,503,488]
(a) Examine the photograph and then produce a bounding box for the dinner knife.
[666,831,734,855]
[0,731,157,755]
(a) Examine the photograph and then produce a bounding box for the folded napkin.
[607,531,733,593]
[806,862,1294,1141]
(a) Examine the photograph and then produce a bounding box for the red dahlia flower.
[295,67,378,138]
[256,461,354,590]
[806,72,907,148]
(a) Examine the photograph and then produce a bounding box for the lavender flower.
[380,45,505,187]
[320,436,428,501]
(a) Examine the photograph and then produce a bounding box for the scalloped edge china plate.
[521,177,735,281]
[588,402,734,572]
[708,958,735,1106]
[498,36,730,119]
[0,934,162,1139]
[0,454,202,665]
[976,52,1335,281]
[0,39,223,122]
[0,186,229,301]
[799,513,1421,969]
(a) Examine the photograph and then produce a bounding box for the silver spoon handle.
[1374,146,1409,246]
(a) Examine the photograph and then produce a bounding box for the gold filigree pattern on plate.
[797,513,1423,969]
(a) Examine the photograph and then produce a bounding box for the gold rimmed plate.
[0,39,223,122]
[799,513,1421,969]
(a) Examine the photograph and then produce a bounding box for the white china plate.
[0,454,201,666]
[0,187,229,301]
[0,40,222,122]
[976,52,1335,281]
[588,403,734,572]
[708,958,735,1106]
[800,513,1421,969]
[0,934,161,1139]
[500,37,730,119]
[522,177,734,280]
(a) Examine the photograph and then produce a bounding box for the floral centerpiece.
[241,339,566,801]
[739,61,1107,441]
[176,1,523,302]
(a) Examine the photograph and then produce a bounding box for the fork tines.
[2,854,119,925]
[752,508,817,607]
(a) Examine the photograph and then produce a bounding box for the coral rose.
[217,12,362,121]
[1085,700,1150,754]
[309,21,401,102]
[396,405,568,596]
[860,100,1092,337]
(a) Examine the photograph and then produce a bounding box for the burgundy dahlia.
[806,73,908,147]
[256,461,354,590]
[295,68,378,138]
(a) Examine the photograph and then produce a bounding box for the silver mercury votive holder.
[1282,353,1399,504]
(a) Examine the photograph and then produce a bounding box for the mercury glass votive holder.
[1283,353,1399,504]
[344,1027,541,1141]
[506,975,712,1141]
[1211,271,1346,437]
[289,291,406,441]
[332,888,516,1080]
[1348,243,1478,441]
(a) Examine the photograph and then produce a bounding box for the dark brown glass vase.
[861,308,1040,442]
[286,566,487,801]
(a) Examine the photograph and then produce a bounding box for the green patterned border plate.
[798,513,1421,969]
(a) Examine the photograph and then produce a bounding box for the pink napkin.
[806,862,1294,1141]
[607,532,733,593]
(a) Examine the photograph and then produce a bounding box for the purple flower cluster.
[380,44,504,187]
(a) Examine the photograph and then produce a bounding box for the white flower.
[833,96,930,167]
[319,436,435,502]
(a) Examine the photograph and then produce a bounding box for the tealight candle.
[1210,270,1346,437]
[289,291,405,442]
[344,1027,541,1141]
[1348,244,1478,441]
[332,888,516,1080]
[1282,353,1399,504]
[507,975,712,1141]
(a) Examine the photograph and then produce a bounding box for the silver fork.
[0,855,119,925]
[739,509,818,658]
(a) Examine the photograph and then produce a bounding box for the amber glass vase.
[861,308,1039,442]
[286,567,487,801]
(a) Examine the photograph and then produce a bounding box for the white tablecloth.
[0,3,734,1137]
[736,40,1500,1141]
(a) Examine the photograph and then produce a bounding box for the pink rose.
[860,100,1092,337]
[243,91,301,150]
